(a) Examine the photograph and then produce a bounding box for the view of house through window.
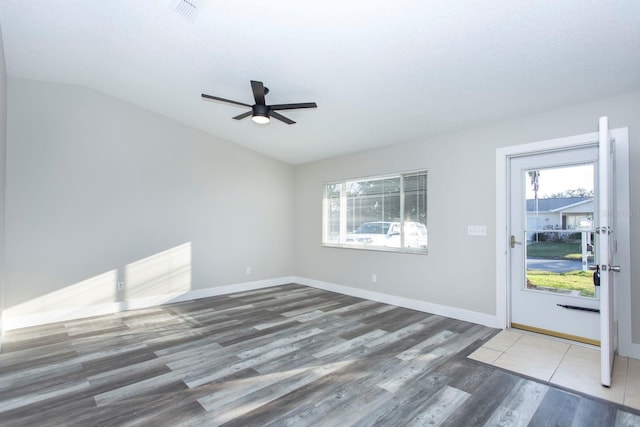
[323,170,428,253]
[524,164,596,298]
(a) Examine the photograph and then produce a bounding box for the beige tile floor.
[469,329,640,410]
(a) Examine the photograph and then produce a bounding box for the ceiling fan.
[201,80,317,125]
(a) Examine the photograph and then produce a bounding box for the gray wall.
[4,78,294,317]
[3,76,639,347]
[294,90,640,343]
[0,25,7,346]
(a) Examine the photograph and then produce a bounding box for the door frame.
[495,127,632,356]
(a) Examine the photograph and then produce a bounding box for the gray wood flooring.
[1,284,638,426]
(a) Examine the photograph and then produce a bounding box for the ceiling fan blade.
[201,93,251,108]
[270,102,317,111]
[232,111,252,120]
[270,111,296,125]
[251,80,266,105]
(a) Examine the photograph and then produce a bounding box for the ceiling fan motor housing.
[253,104,270,118]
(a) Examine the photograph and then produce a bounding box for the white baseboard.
[295,276,501,329]
[3,276,294,331]
[158,276,296,305]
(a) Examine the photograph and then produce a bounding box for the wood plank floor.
[1,284,638,426]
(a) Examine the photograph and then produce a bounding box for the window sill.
[321,243,428,255]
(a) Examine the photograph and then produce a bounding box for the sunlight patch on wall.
[124,242,192,299]
[6,270,117,317]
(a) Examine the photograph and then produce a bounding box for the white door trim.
[496,127,632,356]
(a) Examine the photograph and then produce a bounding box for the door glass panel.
[523,164,596,298]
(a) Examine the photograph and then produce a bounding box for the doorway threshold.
[510,321,600,346]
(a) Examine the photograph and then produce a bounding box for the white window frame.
[322,169,428,254]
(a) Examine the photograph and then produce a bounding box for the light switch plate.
[468,225,487,236]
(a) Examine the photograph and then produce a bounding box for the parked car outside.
[346,221,427,248]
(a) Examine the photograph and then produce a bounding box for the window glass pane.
[346,177,400,248]
[403,172,428,249]
[524,164,595,298]
[325,183,342,244]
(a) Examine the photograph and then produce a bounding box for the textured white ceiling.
[1,1,639,164]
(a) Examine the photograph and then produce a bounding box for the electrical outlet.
[246,267,252,275]
[117,282,124,291]
[371,274,377,283]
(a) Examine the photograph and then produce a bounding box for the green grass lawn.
[527,242,582,259]
[526,270,595,297]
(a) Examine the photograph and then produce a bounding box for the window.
[323,170,428,253]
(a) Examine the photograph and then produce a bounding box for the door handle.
[510,235,522,249]
[593,264,621,272]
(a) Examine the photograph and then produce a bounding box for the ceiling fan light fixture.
[251,105,270,124]
[251,114,270,124]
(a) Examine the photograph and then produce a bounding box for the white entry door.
[509,145,601,343]
[597,116,616,387]
[507,118,628,387]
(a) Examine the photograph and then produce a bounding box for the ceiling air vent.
[169,0,208,22]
